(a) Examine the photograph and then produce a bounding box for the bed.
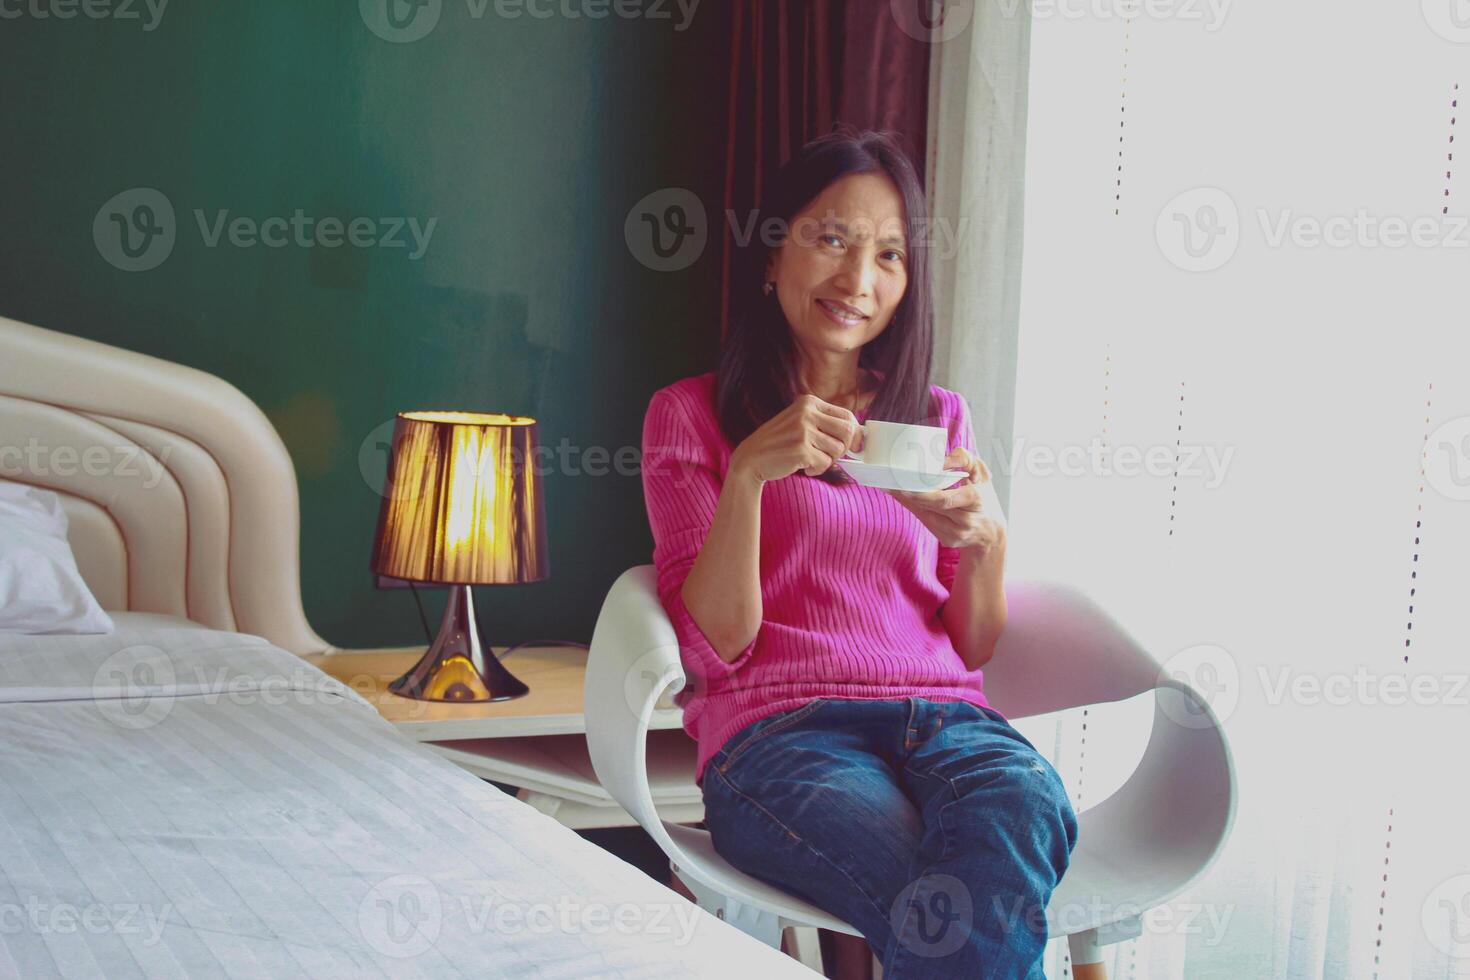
[0,316,811,978]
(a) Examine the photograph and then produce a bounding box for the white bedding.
[0,622,809,979]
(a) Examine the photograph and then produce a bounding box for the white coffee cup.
[845,421,949,473]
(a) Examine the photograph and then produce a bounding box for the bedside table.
[303,646,703,830]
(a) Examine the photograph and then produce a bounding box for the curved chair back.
[981,581,1165,718]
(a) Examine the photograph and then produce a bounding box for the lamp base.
[388,584,530,702]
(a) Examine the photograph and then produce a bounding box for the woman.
[640,130,1077,979]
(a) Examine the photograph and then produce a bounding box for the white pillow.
[0,482,114,634]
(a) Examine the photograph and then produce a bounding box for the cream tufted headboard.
[0,316,329,655]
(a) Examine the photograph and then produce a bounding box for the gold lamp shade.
[371,411,550,586]
[368,411,548,703]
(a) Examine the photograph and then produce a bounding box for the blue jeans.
[701,697,1078,979]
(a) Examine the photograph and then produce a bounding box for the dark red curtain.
[719,1,934,339]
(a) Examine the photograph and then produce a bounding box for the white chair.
[584,565,1236,974]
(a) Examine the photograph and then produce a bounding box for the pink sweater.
[640,372,992,786]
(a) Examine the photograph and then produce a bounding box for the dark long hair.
[715,127,936,486]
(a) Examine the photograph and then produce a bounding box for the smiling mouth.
[816,299,869,326]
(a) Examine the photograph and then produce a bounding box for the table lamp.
[370,411,549,702]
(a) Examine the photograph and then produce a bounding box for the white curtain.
[927,0,1032,511]
[933,1,1470,976]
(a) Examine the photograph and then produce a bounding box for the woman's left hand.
[886,447,1007,553]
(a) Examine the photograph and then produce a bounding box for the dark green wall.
[0,2,728,647]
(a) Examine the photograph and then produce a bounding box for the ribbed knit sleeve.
[640,388,758,691]
[935,389,979,593]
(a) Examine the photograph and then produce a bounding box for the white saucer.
[836,457,967,492]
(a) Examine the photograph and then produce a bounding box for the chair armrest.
[988,584,1238,929]
[1049,676,1237,931]
[585,566,686,833]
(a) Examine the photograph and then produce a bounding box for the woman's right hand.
[730,394,865,484]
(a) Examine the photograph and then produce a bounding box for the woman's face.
[767,172,909,361]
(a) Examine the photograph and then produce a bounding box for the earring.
[763,281,774,296]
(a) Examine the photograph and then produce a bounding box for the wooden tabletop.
[303,646,684,742]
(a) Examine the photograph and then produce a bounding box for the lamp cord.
[407,581,433,643]
[407,581,589,659]
[498,639,591,659]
